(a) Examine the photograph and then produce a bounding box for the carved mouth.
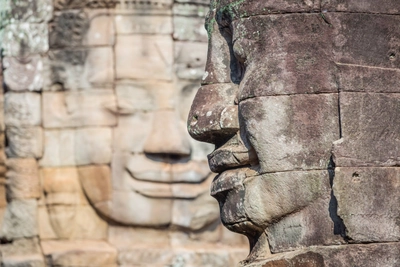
[124,154,213,198]
[210,166,257,197]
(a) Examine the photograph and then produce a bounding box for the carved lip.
[208,144,258,173]
[126,171,214,199]
[210,167,257,196]
[126,155,210,183]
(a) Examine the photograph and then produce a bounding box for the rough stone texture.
[6,127,43,158]
[40,128,112,166]
[333,92,400,167]
[42,91,117,128]
[41,240,117,267]
[4,93,41,127]
[6,159,40,200]
[41,167,107,239]
[0,238,45,267]
[188,2,400,266]
[3,56,44,91]
[115,35,173,81]
[0,199,38,240]
[334,167,400,242]
[246,243,400,267]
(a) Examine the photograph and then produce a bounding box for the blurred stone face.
[188,0,400,259]
[10,2,223,238]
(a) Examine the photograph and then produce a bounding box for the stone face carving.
[0,0,248,265]
[188,0,400,265]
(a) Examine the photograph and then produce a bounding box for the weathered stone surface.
[49,10,89,48]
[1,23,48,57]
[6,127,43,158]
[40,128,112,167]
[334,167,400,242]
[41,167,87,205]
[322,0,400,13]
[115,14,172,34]
[78,165,111,205]
[7,0,52,22]
[1,238,45,267]
[42,91,117,128]
[333,93,400,167]
[4,93,41,127]
[3,56,44,91]
[239,94,339,173]
[53,0,117,10]
[41,240,117,267]
[45,47,114,90]
[174,41,207,80]
[41,167,107,239]
[172,192,219,230]
[246,243,400,267]
[83,14,115,46]
[217,0,320,20]
[6,158,40,200]
[330,13,400,69]
[0,199,38,240]
[233,14,336,99]
[173,3,209,17]
[38,205,57,239]
[173,16,207,42]
[115,35,173,81]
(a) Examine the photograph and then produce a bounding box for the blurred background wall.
[0,0,247,266]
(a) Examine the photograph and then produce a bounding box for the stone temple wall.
[0,0,247,266]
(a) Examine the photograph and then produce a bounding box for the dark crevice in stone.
[328,156,347,238]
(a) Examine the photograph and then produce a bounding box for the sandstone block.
[7,0,52,22]
[174,41,207,80]
[1,238,45,267]
[42,90,117,128]
[1,23,48,57]
[49,10,89,48]
[3,56,44,91]
[333,92,400,167]
[45,47,114,90]
[232,14,336,99]
[38,205,57,239]
[330,13,400,69]
[173,16,207,42]
[246,243,400,267]
[217,0,319,19]
[239,94,339,173]
[46,205,107,240]
[6,127,43,159]
[113,112,153,153]
[322,0,400,13]
[108,226,170,249]
[0,199,38,240]
[83,14,115,46]
[115,14,172,34]
[41,167,87,205]
[172,192,219,231]
[96,189,172,226]
[78,165,112,205]
[41,240,117,267]
[40,128,112,167]
[334,167,400,242]
[115,35,173,81]
[337,64,400,93]
[6,158,40,200]
[4,93,41,127]
[173,3,209,17]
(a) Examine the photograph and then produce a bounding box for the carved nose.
[143,110,191,156]
[188,84,239,145]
